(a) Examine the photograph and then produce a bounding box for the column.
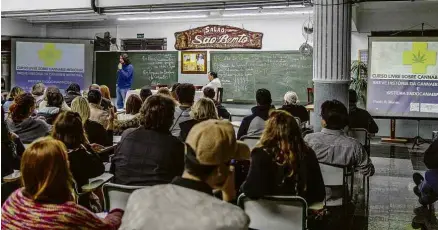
[312,0,352,132]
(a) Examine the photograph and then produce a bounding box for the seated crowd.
[1,82,382,229]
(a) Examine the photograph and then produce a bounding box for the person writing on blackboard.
[202,71,222,92]
[116,53,134,109]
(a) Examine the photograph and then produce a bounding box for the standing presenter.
[116,53,134,109]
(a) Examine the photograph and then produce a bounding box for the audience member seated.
[157,87,172,97]
[89,84,113,111]
[1,107,24,179]
[170,83,195,137]
[179,98,218,141]
[304,100,375,174]
[71,96,114,147]
[117,94,141,121]
[31,83,46,108]
[3,86,24,113]
[280,91,309,123]
[203,87,231,120]
[39,86,70,111]
[241,110,325,204]
[412,138,438,206]
[52,111,105,190]
[112,95,184,185]
[64,83,82,107]
[304,100,374,200]
[100,85,117,113]
[170,83,181,101]
[348,89,378,134]
[120,120,250,230]
[237,88,274,139]
[6,93,51,144]
[37,89,65,125]
[88,90,110,128]
[112,87,153,135]
[1,137,123,229]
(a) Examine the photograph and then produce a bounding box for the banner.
[368,39,438,118]
[174,25,263,50]
[15,42,85,92]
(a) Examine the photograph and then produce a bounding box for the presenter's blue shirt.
[117,64,134,89]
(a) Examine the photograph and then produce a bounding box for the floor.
[326,140,437,230]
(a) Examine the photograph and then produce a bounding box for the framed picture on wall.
[181,51,207,74]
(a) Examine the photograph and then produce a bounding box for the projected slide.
[15,42,85,91]
[368,37,438,118]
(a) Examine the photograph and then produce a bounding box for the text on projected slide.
[368,41,438,117]
[15,42,85,91]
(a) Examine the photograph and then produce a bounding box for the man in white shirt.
[203,71,222,91]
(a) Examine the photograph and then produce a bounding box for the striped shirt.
[2,188,123,230]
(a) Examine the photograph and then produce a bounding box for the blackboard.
[210,51,313,103]
[95,51,178,95]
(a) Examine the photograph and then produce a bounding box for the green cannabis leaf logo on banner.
[403,42,437,74]
[38,43,62,67]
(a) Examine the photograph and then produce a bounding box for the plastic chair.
[102,182,146,211]
[239,135,260,150]
[318,162,354,209]
[238,194,308,230]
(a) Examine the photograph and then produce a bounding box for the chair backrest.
[347,128,370,154]
[238,194,308,230]
[239,135,260,150]
[102,182,146,211]
[216,87,223,103]
[318,162,354,206]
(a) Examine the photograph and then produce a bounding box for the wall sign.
[174,25,263,50]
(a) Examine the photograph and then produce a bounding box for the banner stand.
[381,119,408,143]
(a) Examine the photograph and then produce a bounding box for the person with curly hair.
[6,93,51,144]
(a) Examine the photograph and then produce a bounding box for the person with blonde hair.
[178,97,218,141]
[280,91,309,123]
[1,137,123,229]
[71,96,113,147]
[241,110,325,204]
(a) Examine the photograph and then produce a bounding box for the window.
[121,38,167,51]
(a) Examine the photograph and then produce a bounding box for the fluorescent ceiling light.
[223,10,312,17]
[263,5,305,9]
[28,18,106,23]
[118,15,208,21]
[106,9,209,15]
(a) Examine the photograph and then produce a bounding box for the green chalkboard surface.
[95,51,178,95]
[210,51,313,103]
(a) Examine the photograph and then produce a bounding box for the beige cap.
[186,119,250,166]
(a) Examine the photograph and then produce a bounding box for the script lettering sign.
[174,25,263,50]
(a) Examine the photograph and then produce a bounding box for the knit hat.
[185,119,250,166]
[284,91,299,105]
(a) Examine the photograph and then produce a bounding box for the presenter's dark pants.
[116,87,129,109]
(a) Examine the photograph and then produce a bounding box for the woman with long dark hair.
[241,110,325,204]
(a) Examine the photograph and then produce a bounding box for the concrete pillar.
[312,0,352,131]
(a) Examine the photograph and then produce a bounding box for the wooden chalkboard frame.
[181,51,207,74]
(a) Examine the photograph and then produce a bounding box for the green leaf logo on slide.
[402,42,436,74]
[38,43,62,67]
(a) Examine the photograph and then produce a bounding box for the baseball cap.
[185,119,250,166]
